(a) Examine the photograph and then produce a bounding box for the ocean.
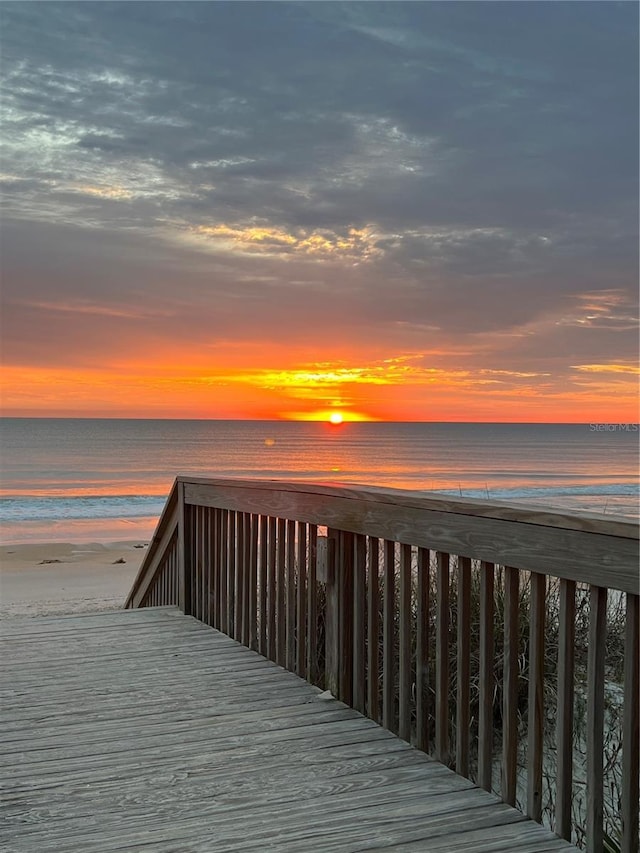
[0,419,638,543]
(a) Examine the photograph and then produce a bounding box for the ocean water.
[0,419,638,543]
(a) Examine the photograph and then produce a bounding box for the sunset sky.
[1,1,638,422]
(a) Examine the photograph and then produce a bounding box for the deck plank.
[1,607,581,853]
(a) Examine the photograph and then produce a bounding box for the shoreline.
[0,541,147,619]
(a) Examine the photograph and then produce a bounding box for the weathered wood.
[456,556,471,778]
[436,551,450,766]
[267,515,276,662]
[219,508,229,635]
[295,522,307,678]
[367,537,380,724]
[586,585,607,853]
[286,518,296,671]
[622,593,639,853]
[415,547,430,754]
[502,565,519,806]
[234,511,244,643]
[478,561,495,792]
[338,531,355,706]
[177,482,190,615]
[325,529,339,697]
[382,539,396,732]
[527,572,546,823]
[0,608,575,853]
[125,480,179,608]
[276,517,286,667]
[2,608,582,853]
[306,525,318,684]
[181,478,639,593]
[555,578,575,839]
[352,533,366,714]
[248,512,258,651]
[258,514,268,655]
[227,510,237,639]
[125,476,637,850]
[399,543,412,742]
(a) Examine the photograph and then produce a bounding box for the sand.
[0,541,148,619]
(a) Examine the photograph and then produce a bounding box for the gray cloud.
[1,1,637,392]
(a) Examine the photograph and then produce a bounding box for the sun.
[328,412,344,425]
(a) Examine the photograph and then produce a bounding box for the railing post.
[325,528,354,702]
[177,481,192,615]
[325,529,339,697]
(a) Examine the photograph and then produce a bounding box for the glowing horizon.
[1,4,637,423]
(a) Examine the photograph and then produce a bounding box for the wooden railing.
[125,476,639,853]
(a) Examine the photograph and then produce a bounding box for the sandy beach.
[0,541,147,619]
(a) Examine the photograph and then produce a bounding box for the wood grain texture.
[586,585,607,853]
[1,607,582,853]
[456,556,471,779]
[398,543,412,742]
[502,565,519,806]
[478,561,495,792]
[352,533,367,714]
[622,593,639,853]
[555,578,575,840]
[180,478,638,592]
[382,539,396,733]
[436,552,450,766]
[527,572,546,823]
[367,537,380,724]
[415,547,430,754]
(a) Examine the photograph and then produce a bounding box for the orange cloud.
[3,350,637,423]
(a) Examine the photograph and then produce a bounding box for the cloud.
[0,2,637,417]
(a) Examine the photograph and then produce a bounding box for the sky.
[1,1,638,422]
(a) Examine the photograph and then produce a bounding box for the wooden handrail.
[125,476,639,853]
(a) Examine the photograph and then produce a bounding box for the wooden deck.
[2,606,582,853]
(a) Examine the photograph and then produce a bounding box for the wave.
[0,482,637,524]
[0,495,166,523]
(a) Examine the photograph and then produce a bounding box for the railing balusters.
[227,511,238,639]
[587,585,607,853]
[383,539,396,732]
[296,522,307,677]
[456,556,471,778]
[248,513,258,650]
[338,531,354,705]
[307,525,318,684]
[555,577,575,838]
[478,560,495,791]
[436,551,450,765]
[276,517,286,667]
[219,508,229,635]
[527,571,546,823]
[128,477,638,848]
[353,533,367,714]
[416,547,430,754]
[213,509,221,628]
[258,515,267,655]
[367,537,380,724]
[502,565,519,806]
[204,506,211,625]
[267,516,276,662]
[399,543,412,742]
[234,511,244,643]
[622,592,639,853]
[286,518,296,671]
